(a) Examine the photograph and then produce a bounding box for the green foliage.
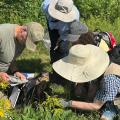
[11,99,100,120]
[85,16,120,42]
[16,42,51,73]
[75,0,120,22]
[49,83,65,96]
[0,77,9,89]
[0,0,46,25]
[0,0,120,25]
[0,98,11,119]
[42,94,63,111]
[49,83,73,99]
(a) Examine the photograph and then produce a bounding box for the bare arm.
[71,100,104,111]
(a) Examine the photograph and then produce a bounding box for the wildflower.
[0,77,9,89]
[4,99,11,110]
[0,109,4,118]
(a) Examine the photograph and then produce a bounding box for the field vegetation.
[0,0,120,119]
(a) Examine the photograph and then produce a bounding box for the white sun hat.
[53,44,110,83]
[48,0,78,22]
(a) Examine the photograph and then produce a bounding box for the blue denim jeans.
[101,110,117,120]
[100,101,118,120]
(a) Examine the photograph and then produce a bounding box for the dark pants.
[48,25,69,63]
[100,101,119,120]
[47,23,70,85]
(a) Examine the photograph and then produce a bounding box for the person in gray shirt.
[0,22,44,82]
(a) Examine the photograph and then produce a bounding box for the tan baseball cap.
[26,22,44,51]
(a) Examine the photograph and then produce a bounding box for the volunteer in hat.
[42,0,88,85]
[0,22,44,82]
[53,44,120,120]
[42,0,88,63]
[71,31,116,101]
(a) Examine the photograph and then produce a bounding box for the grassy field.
[17,42,51,73]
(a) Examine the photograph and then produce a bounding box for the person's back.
[0,24,25,72]
[0,22,44,106]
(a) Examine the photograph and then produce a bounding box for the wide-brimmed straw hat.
[26,22,44,51]
[53,44,110,83]
[48,0,78,22]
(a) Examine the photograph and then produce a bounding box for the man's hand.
[0,72,9,81]
[14,72,26,80]
[59,99,72,108]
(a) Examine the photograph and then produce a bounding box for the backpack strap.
[104,63,120,76]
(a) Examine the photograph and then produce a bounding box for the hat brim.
[53,45,109,83]
[48,0,78,22]
[26,32,36,51]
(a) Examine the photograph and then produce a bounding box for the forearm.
[71,100,102,111]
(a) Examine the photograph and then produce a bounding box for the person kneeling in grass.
[53,44,120,120]
[70,31,116,102]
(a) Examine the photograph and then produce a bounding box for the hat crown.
[70,21,88,35]
[27,22,44,42]
[68,45,89,65]
[55,0,73,14]
[26,22,44,51]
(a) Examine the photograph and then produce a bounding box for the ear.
[21,26,27,31]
